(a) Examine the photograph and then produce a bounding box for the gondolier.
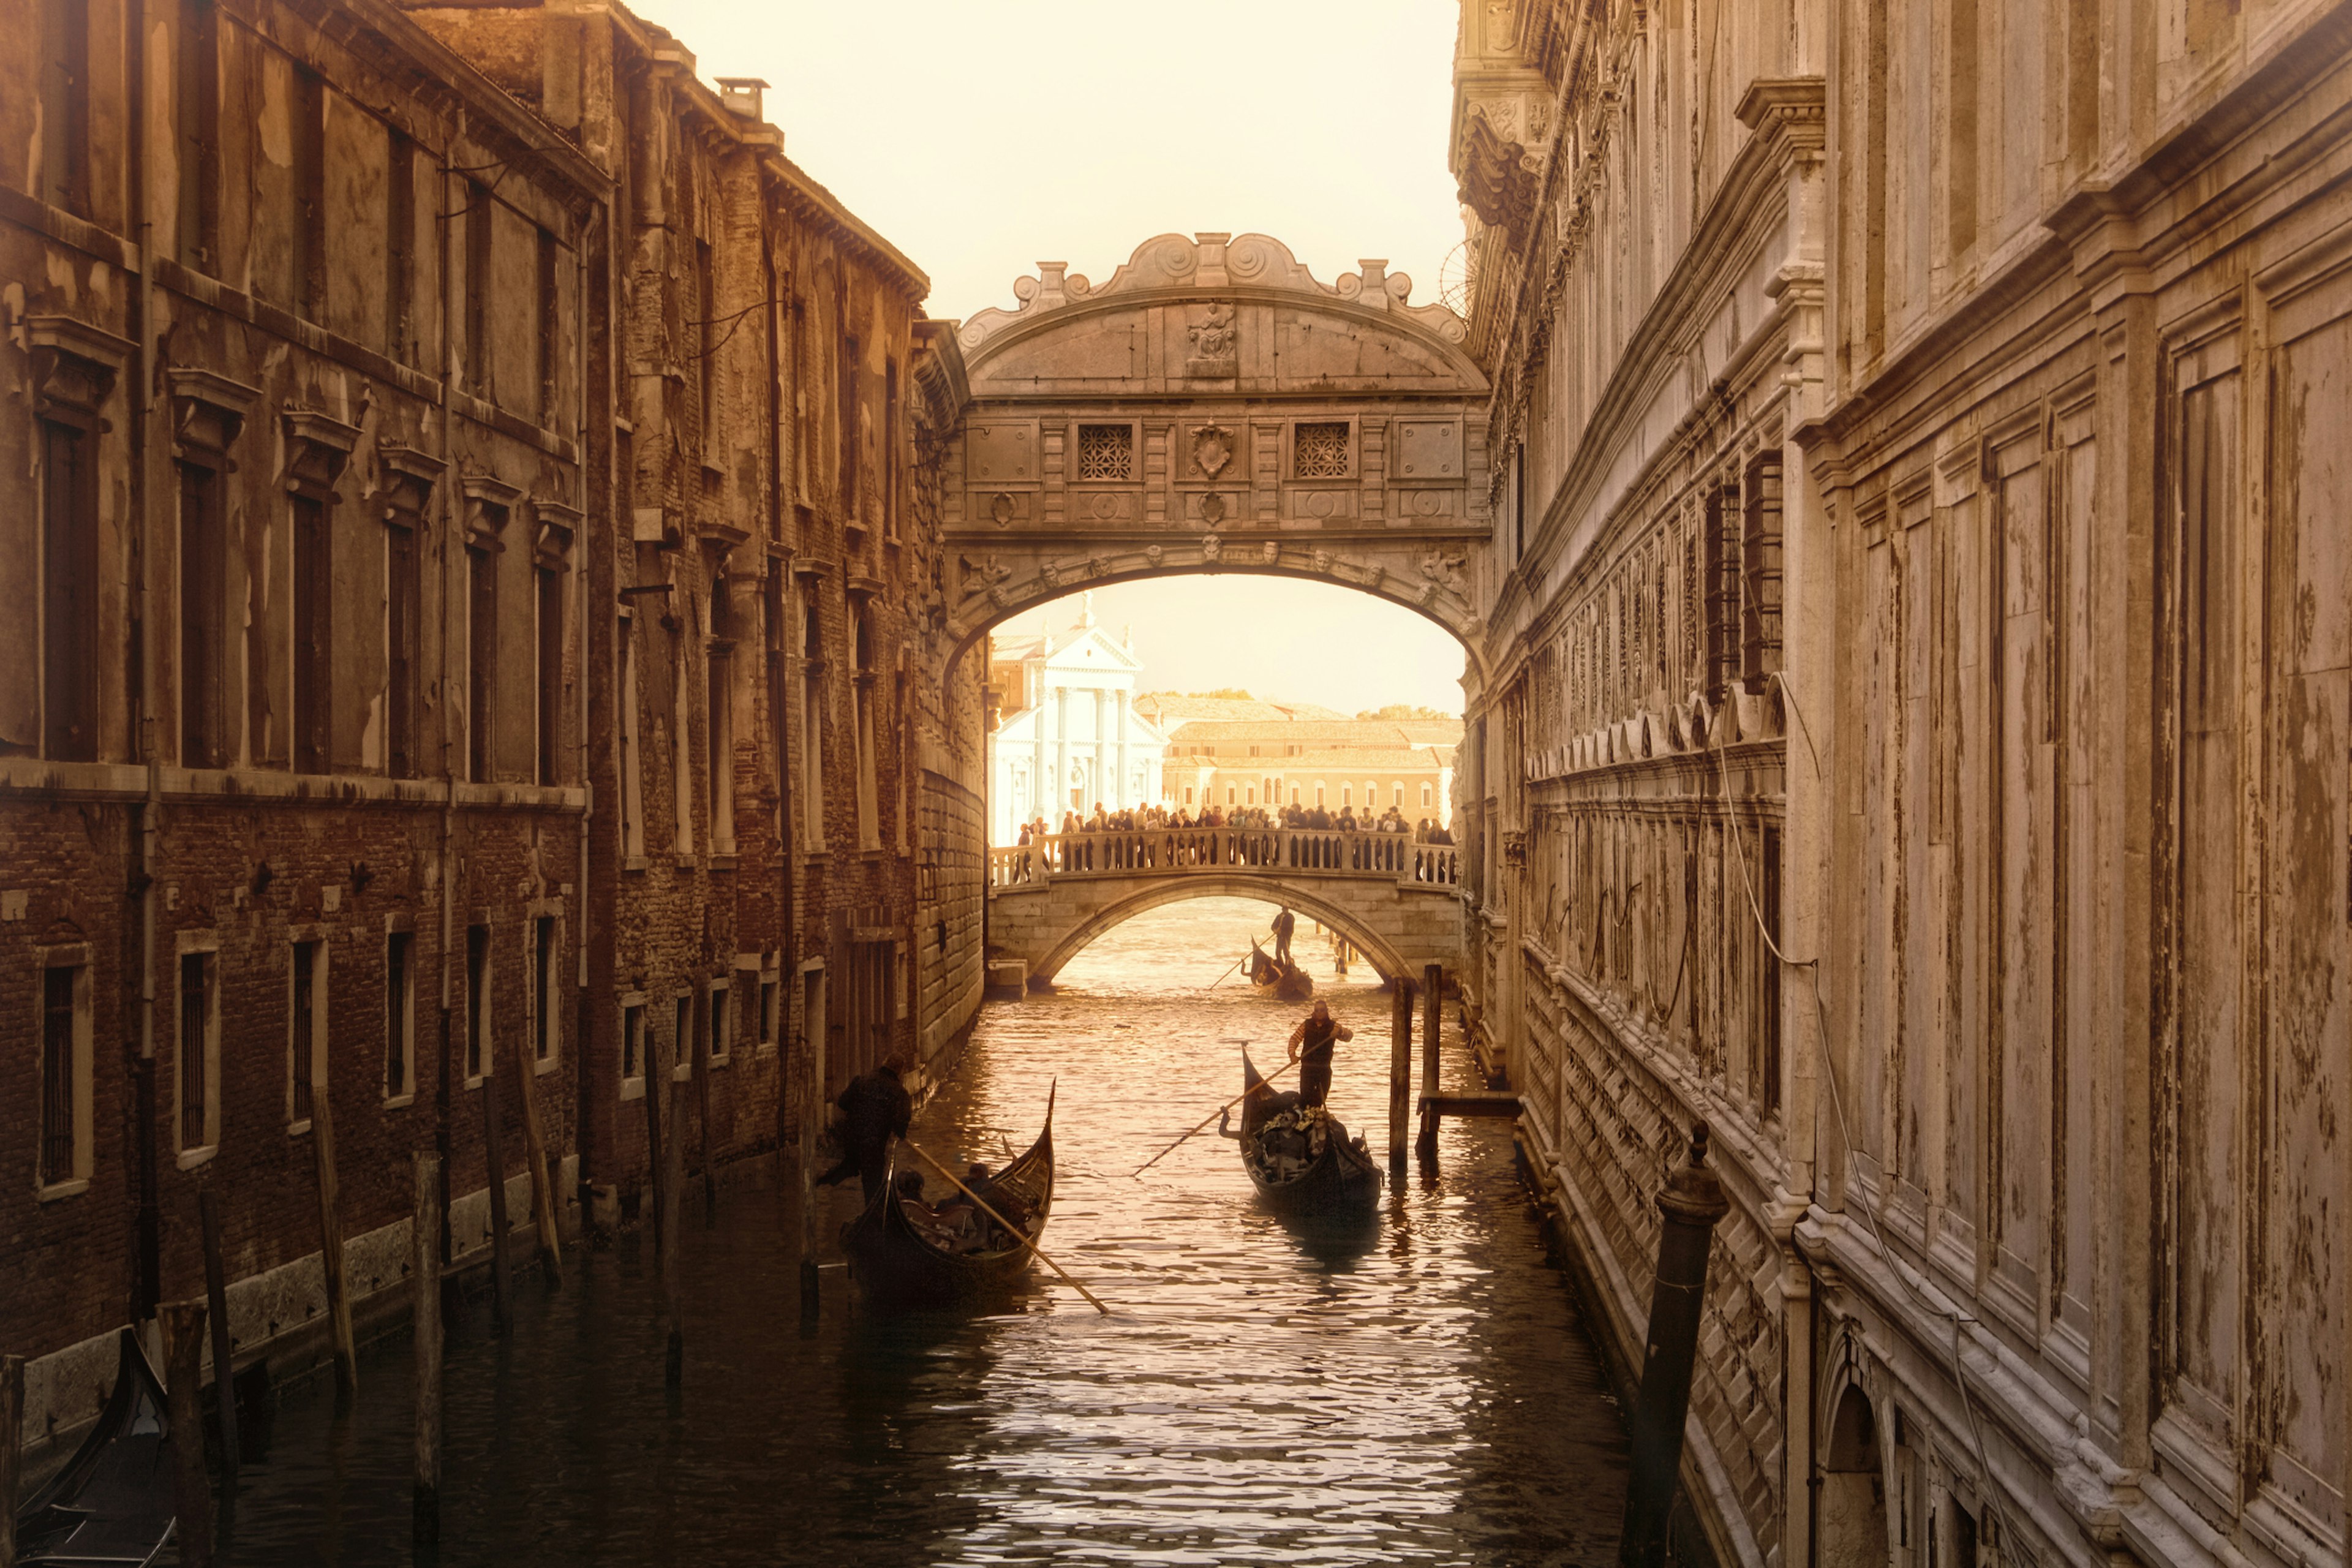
[816,1061,912,1204]
[1271,905,1297,965]
[1286,1000,1352,1109]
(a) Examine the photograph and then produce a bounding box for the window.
[1364,782,1377,807]
[536,564,562,785]
[621,1002,644,1088]
[38,0,89,216]
[178,950,218,1153]
[1703,483,1741,701]
[1184,786,1194,805]
[1226,786,1236,805]
[42,418,99,761]
[532,916,557,1065]
[708,981,730,1065]
[1740,455,1784,692]
[1293,421,1350,480]
[464,182,493,396]
[672,638,693,855]
[853,612,879,851]
[39,960,91,1190]
[290,66,327,315]
[1341,783,1351,807]
[838,333,861,519]
[1291,786,1300,804]
[1076,424,1132,481]
[465,924,490,1082]
[674,995,692,1080]
[758,979,777,1053]
[385,931,414,1101]
[707,586,736,854]
[385,130,414,361]
[1316,783,1326,806]
[1422,783,1433,808]
[800,590,826,851]
[292,493,333,774]
[883,360,900,539]
[537,227,560,424]
[179,461,226,766]
[386,510,420,777]
[1393,783,1404,807]
[619,616,644,858]
[1246,786,1256,805]
[175,0,220,269]
[289,939,324,1127]
[467,537,499,781]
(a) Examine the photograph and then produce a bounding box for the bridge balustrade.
[987,831,1458,889]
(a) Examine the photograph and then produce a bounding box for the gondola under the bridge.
[1246,938,1314,1001]
[14,1329,178,1566]
[845,1089,1057,1307]
[1233,1050,1382,1216]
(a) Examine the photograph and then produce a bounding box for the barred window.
[1076,424,1132,481]
[1294,421,1350,480]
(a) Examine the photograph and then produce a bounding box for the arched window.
[1420,783,1433,808]
[1340,783,1351,807]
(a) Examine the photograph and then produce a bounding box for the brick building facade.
[1,0,983,1452]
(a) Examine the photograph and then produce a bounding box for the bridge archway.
[1027,877,1413,986]
[940,232,1494,682]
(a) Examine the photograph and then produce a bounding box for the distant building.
[987,596,1167,840]
[1159,718,1460,822]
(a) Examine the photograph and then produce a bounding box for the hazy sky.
[636,0,1472,716]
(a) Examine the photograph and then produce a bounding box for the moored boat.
[846,1089,1056,1307]
[15,1329,178,1566]
[1236,1050,1382,1215]
[1246,938,1314,1001]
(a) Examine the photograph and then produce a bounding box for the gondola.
[1236,1050,1382,1215]
[14,1329,178,1566]
[1246,938,1314,1001]
[846,1087,1056,1307]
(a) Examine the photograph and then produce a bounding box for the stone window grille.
[1294,421,1351,480]
[1076,424,1133,481]
[1740,454,1784,692]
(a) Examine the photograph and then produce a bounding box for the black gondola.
[1246,938,1314,1001]
[1236,1050,1382,1215]
[14,1329,178,1566]
[845,1088,1057,1306]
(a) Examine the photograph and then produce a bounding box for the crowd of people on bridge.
[1001,802,1458,881]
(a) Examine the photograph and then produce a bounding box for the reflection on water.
[223,898,1629,1566]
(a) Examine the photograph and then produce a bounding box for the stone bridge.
[986,829,1464,987]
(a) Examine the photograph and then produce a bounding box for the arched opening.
[1820,1384,1891,1568]
[1030,878,1412,987]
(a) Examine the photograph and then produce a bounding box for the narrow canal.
[224,899,1630,1565]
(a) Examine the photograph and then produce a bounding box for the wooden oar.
[1129,1051,1300,1177]
[899,1140,1111,1316]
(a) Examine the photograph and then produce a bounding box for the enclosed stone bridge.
[986,829,1463,986]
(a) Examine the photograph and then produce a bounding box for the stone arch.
[1028,876,1414,986]
[1819,1381,1891,1568]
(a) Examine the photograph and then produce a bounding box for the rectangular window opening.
[179,951,213,1149]
[466,924,490,1082]
[1293,421,1350,480]
[290,939,319,1124]
[385,931,413,1098]
[622,1002,644,1082]
[179,461,226,767]
[533,915,556,1063]
[1076,423,1133,482]
[536,564,562,786]
[293,492,331,774]
[43,419,99,762]
[468,541,498,782]
[40,964,85,1185]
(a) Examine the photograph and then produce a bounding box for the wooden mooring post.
[1387,980,1414,1164]
[197,1188,238,1485]
[161,1301,214,1568]
[1415,963,1443,1158]
[481,1069,513,1334]
[311,1077,358,1398]
[507,1031,562,1286]
[651,1028,685,1384]
[411,1154,443,1553]
[1616,1123,1731,1568]
[1,1352,23,1568]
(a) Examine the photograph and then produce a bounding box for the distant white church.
[986,595,1167,843]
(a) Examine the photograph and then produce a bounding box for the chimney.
[714,77,769,121]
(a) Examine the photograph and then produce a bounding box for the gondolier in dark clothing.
[1286,1000,1353,1109]
[1272,905,1297,965]
[816,1061,913,1204]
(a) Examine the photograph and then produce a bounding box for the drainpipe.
[434,138,459,1271]
[573,226,592,1221]
[130,0,162,1327]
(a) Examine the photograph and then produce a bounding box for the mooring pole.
[1415,963,1443,1158]
[1,1352,23,1568]
[197,1188,238,1485]
[161,1301,214,1568]
[411,1154,443,1554]
[1387,979,1414,1164]
[481,1069,513,1335]
[1616,1121,1732,1568]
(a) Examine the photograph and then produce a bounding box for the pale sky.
[638,0,1472,717]
[997,580,1467,716]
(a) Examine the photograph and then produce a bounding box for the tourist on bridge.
[1287,1000,1354,1109]
[1272,904,1297,965]
[815,1060,913,1205]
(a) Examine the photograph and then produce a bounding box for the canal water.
[222,898,1630,1566]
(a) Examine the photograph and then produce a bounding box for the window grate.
[1076,424,1133,482]
[1294,422,1349,480]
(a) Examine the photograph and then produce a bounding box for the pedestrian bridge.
[985,829,1464,987]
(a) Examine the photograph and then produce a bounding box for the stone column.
[1115,689,1131,809]
[1093,688,1109,811]
[1054,685,1069,820]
